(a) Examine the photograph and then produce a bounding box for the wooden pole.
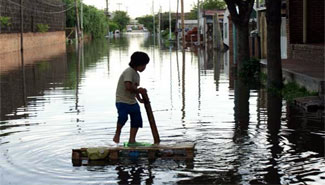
[181,0,185,49]
[75,0,80,42]
[20,0,24,52]
[169,0,172,40]
[80,0,83,40]
[142,92,160,144]
[197,0,200,46]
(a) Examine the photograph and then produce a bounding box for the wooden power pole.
[75,0,81,42]
[181,0,185,49]
[20,0,24,51]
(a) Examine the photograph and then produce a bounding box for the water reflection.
[0,33,324,185]
[0,43,68,120]
[265,93,283,184]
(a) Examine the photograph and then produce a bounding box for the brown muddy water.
[0,33,324,185]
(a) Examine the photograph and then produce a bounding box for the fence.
[0,0,66,33]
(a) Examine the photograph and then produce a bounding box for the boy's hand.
[137,88,147,95]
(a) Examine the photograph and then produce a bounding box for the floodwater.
[0,33,324,185]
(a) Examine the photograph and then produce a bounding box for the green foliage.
[0,16,11,27]
[36,24,49,32]
[189,0,226,19]
[159,12,176,32]
[282,82,318,103]
[202,0,226,10]
[108,21,119,32]
[112,11,130,31]
[83,6,108,38]
[63,0,77,28]
[136,15,157,33]
[63,0,108,38]
[239,58,261,88]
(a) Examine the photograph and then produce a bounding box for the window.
[224,23,227,38]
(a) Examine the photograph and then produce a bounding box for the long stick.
[142,92,160,144]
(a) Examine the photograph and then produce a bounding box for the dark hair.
[129,51,150,68]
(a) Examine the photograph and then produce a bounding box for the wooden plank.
[71,143,195,166]
[113,143,194,151]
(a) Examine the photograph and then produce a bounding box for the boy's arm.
[136,93,144,103]
[124,81,147,103]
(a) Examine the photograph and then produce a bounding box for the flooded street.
[0,33,324,184]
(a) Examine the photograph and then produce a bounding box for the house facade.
[223,0,324,66]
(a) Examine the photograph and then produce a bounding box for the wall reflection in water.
[0,43,68,120]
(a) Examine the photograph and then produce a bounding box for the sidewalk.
[260,59,324,94]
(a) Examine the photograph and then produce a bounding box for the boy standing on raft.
[113,51,149,144]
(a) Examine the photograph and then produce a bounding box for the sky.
[83,0,198,19]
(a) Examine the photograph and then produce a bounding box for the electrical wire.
[5,0,75,14]
[36,0,65,7]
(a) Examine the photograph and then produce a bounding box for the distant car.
[127,28,132,32]
[114,30,120,34]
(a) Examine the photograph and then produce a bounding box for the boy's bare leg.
[129,127,139,143]
[113,123,123,143]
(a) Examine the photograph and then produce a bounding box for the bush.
[282,82,318,103]
[239,58,261,89]
[0,16,11,27]
[36,24,49,32]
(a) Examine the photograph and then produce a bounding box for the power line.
[5,0,75,14]
[37,0,65,7]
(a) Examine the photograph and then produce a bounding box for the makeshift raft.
[72,142,195,166]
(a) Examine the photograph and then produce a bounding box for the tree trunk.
[224,0,254,74]
[266,0,283,89]
[237,24,250,72]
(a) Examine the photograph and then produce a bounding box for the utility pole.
[80,0,83,40]
[169,0,172,40]
[75,0,81,42]
[106,0,110,36]
[106,0,109,13]
[158,6,161,37]
[117,3,122,11]
[20,0,24,51]
[197,0,200,46]
[176,0,179,48]
[181,0,185,49]
[152,0,155,37]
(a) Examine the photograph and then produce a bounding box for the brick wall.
[288,0,324,44]
[288,0,303,44]
[307,0,324,43]
[288,0,324,63]
[0,0,65,33]
[0,31,66,54]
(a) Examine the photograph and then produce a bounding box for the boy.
[113,51,149,144]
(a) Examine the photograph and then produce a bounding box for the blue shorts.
[116,102,143,128]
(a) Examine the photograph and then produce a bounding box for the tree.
[189,0,226,19]
[265,0,283,89]
[136,15,157,33]
[224,0,254,72]
[83,6,108,38]
[112,11,130,31]
[63,0,108,38]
